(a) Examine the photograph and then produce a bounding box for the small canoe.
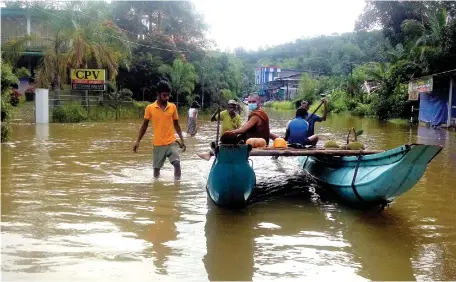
[298,144,442,205]
[206,144,256,209]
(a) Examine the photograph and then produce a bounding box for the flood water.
[2,108,456,281]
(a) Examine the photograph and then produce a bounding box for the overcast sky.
[192,0,367,51]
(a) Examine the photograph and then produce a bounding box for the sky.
[192,0,367,52]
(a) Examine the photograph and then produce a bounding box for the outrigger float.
[206,144,442,209]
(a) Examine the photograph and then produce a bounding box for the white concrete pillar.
[35,88,49,124]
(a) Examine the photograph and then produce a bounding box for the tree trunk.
[201,74,204,110]
[149,12,153,35]
[85,63,89,111]
[54,73,61,106]
[157,11,162,34]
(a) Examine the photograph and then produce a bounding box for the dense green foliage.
[234,1,456,119]
[52,102,89,123]
[1,60,19,142]
[3,0,456,123]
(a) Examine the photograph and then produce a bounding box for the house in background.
[1,7,53,93]
[408,69,456,128]
[254,66,281,98]
[255,67,314,101]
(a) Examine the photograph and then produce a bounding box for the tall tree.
[159,58,198,106]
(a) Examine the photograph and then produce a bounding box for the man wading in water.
[133,81,186,179]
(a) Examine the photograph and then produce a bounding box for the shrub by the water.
[263,101,273,108]
[53,102,88,123]
[271,101,295,110]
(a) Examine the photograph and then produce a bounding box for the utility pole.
[201,67,204,110]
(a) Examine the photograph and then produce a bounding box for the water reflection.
[204,181,365,280]
[343,210,417,281]
[203,202,255,281]
[2,111,456,281]
[135,181,181,275]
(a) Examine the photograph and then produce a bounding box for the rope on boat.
[351,154,366,202]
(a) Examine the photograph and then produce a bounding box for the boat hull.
[299,144,442,204]
[206,145,256,209]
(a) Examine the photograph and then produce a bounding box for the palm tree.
[2,5,131,105]
[401,8,448,64]
[158,58,198,106]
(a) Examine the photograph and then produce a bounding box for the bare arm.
[269,132,281,140]
[173,120,185,145]
[210,108,221,122]
[321,100,327,121]
[231,116,259,135]
[284,128,290,141]
[133,119,149,152]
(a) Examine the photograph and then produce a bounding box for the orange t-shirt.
[144,101,179,146]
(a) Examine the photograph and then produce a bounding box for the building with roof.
[408,69,456,128]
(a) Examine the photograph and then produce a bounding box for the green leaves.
[159,58,198,103]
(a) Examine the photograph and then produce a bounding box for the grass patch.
[271,101,295,110]
[53,102,88,123]
[388,118,409,125]
[308,102,324,115]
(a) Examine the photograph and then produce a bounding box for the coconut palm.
[2,4,131,105]
[158,58,198,105]
[401,8,448,63]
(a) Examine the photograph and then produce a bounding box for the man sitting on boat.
[300,98,327,139]
[197,95,279,160]
[285,108,319,147]
[228,94,277,145]
[210,100,242,135]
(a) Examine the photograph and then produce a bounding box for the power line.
[73,7,191,52]
[32,6,190,53]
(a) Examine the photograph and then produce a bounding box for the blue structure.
[205,144,441,209]
[206,145,256,209]
[299,144,442,205]
[255,66,281,97]
[409,70,456,127]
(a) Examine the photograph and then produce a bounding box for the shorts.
[153,143,180,169]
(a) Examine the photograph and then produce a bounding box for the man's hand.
[133,141,140,153]
[176,140,186,152]
[322,97,327,104]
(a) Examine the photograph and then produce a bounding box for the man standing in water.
[133,81,186,179]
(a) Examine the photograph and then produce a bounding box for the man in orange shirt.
[133,81,186,179]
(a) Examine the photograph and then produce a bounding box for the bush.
[272,101,295,110]
[352,103,374,117]
[1,123,11,142]
[53,102,88,123]
[327,90,349,113]
[263,101,273,107]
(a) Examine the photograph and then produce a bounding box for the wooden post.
[449,77,454,126]
[286,81,289,100]
[201,67,204,110]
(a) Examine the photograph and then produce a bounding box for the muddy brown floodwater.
[2,109,456,281]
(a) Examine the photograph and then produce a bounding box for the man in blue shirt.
[300,98,327,138]
[285,108,319,146]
